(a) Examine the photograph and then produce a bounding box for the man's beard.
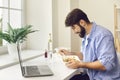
[78,24,86,38]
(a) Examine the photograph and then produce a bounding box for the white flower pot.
[7,43,19,60]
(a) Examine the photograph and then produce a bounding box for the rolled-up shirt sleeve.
[95,35,116,71]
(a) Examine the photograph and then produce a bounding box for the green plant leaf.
[0,23,38,44]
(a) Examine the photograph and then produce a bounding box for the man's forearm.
[81,60,106,71]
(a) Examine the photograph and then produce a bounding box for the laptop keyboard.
[25,66,40,75]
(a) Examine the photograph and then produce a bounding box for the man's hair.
[65,8,90,27]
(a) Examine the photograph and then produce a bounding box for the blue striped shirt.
[81,22,120,80]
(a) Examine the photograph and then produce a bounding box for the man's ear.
[79,19,85,26]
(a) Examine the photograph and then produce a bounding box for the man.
[60,8,120,80]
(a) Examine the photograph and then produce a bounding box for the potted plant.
[0,23,38,59]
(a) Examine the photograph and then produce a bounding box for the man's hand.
[65,59,83,69]
[59,49,83,60]
[59,49,70,55]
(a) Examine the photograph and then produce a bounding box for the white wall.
[52,0,58,49]
[53,0,81,51]
[57,0,71,49]
[25,0,52,50]
[70,0,81,52]
[52,0,73,50]
[79,0,114,34]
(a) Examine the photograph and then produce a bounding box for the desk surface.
[0,52,82,80]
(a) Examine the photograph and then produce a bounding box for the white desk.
[0,53,82,80]
[0,50,45,69]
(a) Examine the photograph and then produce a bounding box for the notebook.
[16,43,53,77]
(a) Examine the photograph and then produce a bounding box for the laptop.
[16,43,54,77]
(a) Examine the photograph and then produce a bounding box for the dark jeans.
[70,73,90,80]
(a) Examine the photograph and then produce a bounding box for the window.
[0,0,23,46]
[0,0,23,54]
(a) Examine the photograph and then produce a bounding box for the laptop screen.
[16,42,24,76]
